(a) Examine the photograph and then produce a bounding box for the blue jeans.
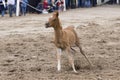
[0,2,5,17]
[1,10,5,17]
[47,0,51,5]
[85,0,91,7]
[78,0,82,7]
[81,0,85,7]
[8,4,14,17]
[65,0,70,9]
[21,6,27,16]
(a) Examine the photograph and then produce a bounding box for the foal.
[45,11,91,73]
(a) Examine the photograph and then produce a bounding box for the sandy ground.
[0,5,120,80]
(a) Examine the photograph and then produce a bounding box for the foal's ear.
[53,11,59,17]
[55,11,59,17]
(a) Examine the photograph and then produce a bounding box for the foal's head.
[45,11,61,29]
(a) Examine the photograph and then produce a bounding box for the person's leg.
[81,0,85,7]
[111,0,113,4]
[23,6,27,16]
[85,0,87,7]
[1,10,5,17]
[21,6,24,15]
[78,0,81,7]
[24,7,27,16]
[8,5,12,17]
[68,0,70,8]
[93,0,96,7]
[65,0,69,9]
[14,5,16,14]
[1,6,5,17]
[11,5,15,17]
[115,0,117,4]
[70,0,73,8]
[95,0,97,6]
[86,0,90,7]
[88,0,91,7]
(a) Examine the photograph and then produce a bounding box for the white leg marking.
[58,59,61,71]
[72,64,77,73]
[56,48,62,71]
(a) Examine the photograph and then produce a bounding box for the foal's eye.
[53,19,56,21]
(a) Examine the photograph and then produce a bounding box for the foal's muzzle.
[45,22,50,28]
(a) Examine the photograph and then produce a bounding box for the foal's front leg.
[56,48,62,71]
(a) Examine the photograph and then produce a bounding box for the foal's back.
[63,26,80,47]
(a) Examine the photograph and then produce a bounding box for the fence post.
[117,0,119,4]
[63,0,66,11]
[16,0,20,16]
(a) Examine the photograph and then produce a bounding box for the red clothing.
[57,2,61,6]
[61,1,63,4]
[57,1,63,7]
[43,1,48,9]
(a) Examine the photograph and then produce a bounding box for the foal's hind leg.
[66,47,77,73]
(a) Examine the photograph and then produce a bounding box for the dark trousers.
[70,0,76,9]
[102,0,104,3]
[65,0,70,9]
[78,0,82,7]
[0,2,5,17]
[8,4,14,17]
[21,6,27,16]
[113,0,117,4]
[91,0,96,7]
[85,0,91,7]
[109,0,117,4]
[81,0,85,7]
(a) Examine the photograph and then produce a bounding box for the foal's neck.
[54,22,62,43]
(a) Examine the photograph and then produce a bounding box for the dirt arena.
[0,5,120,80]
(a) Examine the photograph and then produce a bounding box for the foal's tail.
[71,25,92,66]
[78,45,92,66]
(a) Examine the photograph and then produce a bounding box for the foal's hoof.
[74,71,79,74]
[57,70,62,73]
